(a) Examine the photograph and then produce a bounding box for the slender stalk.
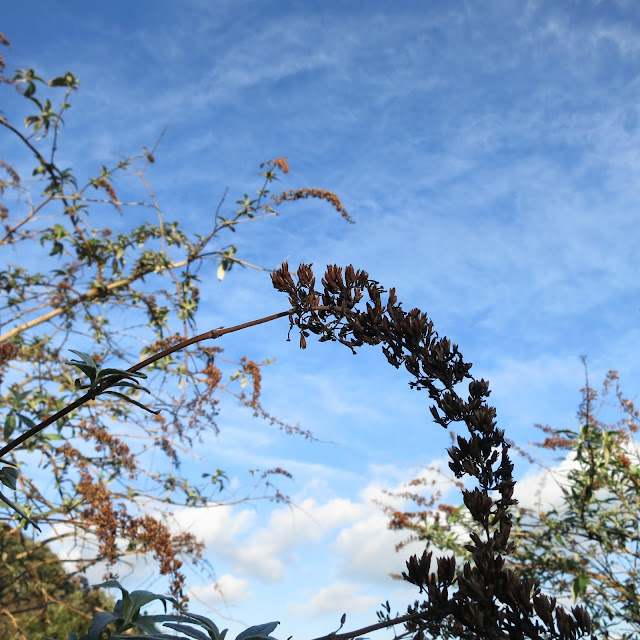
[0,308,296,459]
[310,610,432,640]
[0,258,191,344]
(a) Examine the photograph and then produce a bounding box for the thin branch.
[0,259,191,344]
[310,610,433,640]
[0,307,301,458]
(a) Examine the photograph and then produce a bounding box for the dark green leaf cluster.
[66,349,159,414]
[70,579,280,640]
[0,524,113,640]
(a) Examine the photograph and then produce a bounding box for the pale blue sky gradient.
[3,2,640,638]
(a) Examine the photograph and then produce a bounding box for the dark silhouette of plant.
[386,358,640,640]
[3,262,597,640]
[272,263,595,640]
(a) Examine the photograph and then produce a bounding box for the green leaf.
[571,574,589,602]
[68,349,98,369]
[97,367,147,380]
[0,490,41,531]
[104,391,160,414]
[0,466,18,490]
[50,241,63,256]
[123,589,169,622]
[135,590,176,611]
[16,412,37,430]
[161,622,210,640]
[217,263,226,281]
[3,413,15,440]
[164,610,223,636]
[95,579,128,593]
[105,380,149,393]
[24,82,36,98]
[236,622,279,640]
[68,362,98,383]
[66,349,98,383]
[97,375,148,392]
[49,72,79,88]
[85,610,119,640]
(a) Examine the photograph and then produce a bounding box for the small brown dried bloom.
[273,157,290,174]
[262,467,293,479]
[438,504,460,515]
[0,160,20,194]
[94,177,121,213]
[389,510,417,529]
[272,187,353,223]
[0,342,18,387]
[540,435,574,450]
[82,423,137,475]
[616,453,631,468]
[203,362,222,390]
[240,357,262,410]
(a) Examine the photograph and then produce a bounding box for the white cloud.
[171,496,370,583]
[333,510,410,583]
[190,574,253,605]
[174,504,257,545]
[231,497,370,581]
[513,454,577,512]
[287,582,380,619]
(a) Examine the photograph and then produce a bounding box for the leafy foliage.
[0,30,351,630]
[0,523,113,640]
[67,579,279,640]
[1,29,620,640]
[1,256,600,640]
[386,358,640,639]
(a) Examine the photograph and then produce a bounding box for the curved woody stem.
[0,308,299,459]
[0,261,597,640]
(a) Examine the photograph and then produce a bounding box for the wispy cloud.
[190,574,253,605]
[287,582,380,619]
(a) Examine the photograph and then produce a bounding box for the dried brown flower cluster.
[271,188,353,223]
[92,177,121,212]
[0,342,19,386]
[56,417,202,605]
[0,32,9,80]
[0,159,20,193]
[73,466,202,606]
[273,262,595,640]
[239,357,262,410]
[272,157,290,174]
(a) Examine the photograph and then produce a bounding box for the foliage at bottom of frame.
[66,579,280,640]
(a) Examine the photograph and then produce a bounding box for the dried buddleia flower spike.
[273,157,290,174]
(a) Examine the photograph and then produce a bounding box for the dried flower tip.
[273,157,290,174]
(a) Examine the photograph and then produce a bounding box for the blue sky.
[3,1,640,638]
